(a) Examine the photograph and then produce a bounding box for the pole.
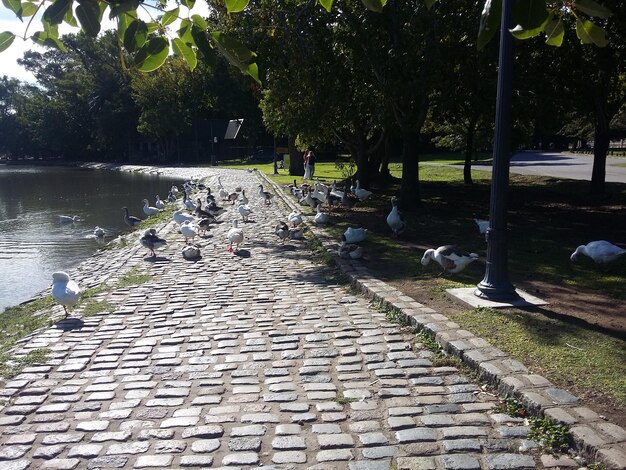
[475,0,518,301]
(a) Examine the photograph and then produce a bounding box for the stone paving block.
[485,453,536,469]
[222,452,260,466]
[134,455,174,468]
[179,455,214,467]
[438,454,481,470]
[272,451,307,464]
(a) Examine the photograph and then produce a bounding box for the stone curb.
[258,171,626,470]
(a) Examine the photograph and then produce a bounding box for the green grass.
[446,307,626,407]
[116,267,152,288]
[0,348,51,379]
[79,299,115,317]
[0,296,55,354]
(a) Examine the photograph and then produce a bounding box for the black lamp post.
[475,0,519,301]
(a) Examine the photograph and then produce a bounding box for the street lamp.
[475,0,519,301]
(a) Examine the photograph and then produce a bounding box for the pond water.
[0,165,177,311]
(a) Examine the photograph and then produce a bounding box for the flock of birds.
[50,174,626,318]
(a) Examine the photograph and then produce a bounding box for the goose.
[421,245,480,274]
[324,187,340,211]
[180,220,199,244]
[59,215,82,224]
[343,227,368,244]
[289,227,304,240]
[173,209,194,225]
[570,240,626,264]
[123,207,142,227]
[142,199,160,216]
[258,185,273,205]
[238,204,253,222]
[183,191,197,211]
[155,196,165,210]
[51,271,80,318]
[167,191,177,203]
[386,197,405,237]
[171,185,179,195]
[219,186,229,200]
[93,226,105,238]
[240,190,249,205]
[314,179,329,194]
[195,199,215,219]
[197,218,211,236]
[338,240,363,259]
[139,228,167,258]
[227,192,239,204]
[288,211,303,227]
[275,222,289,243]
[182,245,201,260]
[227,219,244,252]
[341,184,359,209]
[475,219,489,235]
[353,180,373,202]
[314,205,330,225]
[302,191,320,209]
[330,181,345,200]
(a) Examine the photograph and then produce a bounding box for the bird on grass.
[155,195,165,210]
[139,228,167,258]
[258,184,273,205]
[343,227,368,244]
[51,271,80,318]
[421,245,479,274]
[386,197,405,237]
[142,199,160,217]
[123,207,141,227]
[227,219,244,252]
[570,240,626,265]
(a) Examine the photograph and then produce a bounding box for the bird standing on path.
[570,240,626,264]
[421,245,479,274]
[139,228,167,258]
[227,220,244,252]
[51,271,80,318]
[180,220,199,244]
[123,207,141,227]
[258,185,273,205]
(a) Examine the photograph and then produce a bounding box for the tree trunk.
[400,130,419,208]
[355,136,370,188]
[590,96,609,197]
[380,134,391,179]
[288,135,304,177]
[463,120,477,185]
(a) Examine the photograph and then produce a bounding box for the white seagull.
[51,271,81,318]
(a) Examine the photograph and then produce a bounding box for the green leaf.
[211,31,255,73]
[146,22,159,34]
[319,0,333,12]
[544,15,564,46]
[173,37,197,70]
[43,0,72,25]
[360,0,386,13]
[246,61,260,85]
[424,0,437,9]
[191,24,216,65]
[178,18,194,44]
[124,19,148,52]
[134,36,169,72]
[574,0,612,19]
[76,0,102,37]
[576,18,608,47]
[109,0,139,19]
[510,12,549,40]
[181,0,195,9]
[2,0,22,18]
[477,0,501,51]
[31,31,67,52]
[117,11,136,41]
[162,7,179,27]
[225,0,248,13]
[21,2,38,17]
[191,14,207,30]
[63,6,78,27]
[512,0,548,30]
[0,31,15,53]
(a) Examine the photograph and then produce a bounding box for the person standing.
[302,148,311,182]
[307,147,316,180]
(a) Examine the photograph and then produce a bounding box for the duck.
[421,245,480,274]
[219,186,229,200]
[167,191,177,203]
[275,222,289,243]
[353,180,373,202]
[338,239,363,259]
[142,199,160,216]
[170,185,179,195]
[139,228,167,258]
[343,227,368,244]
[258,185,273,205]
[475,219,489,235]
[180,220,199,244]
[183,191,197,211]
[155,195,165,210]
[182,245,201,260]
[238,204,253,222]
[51,271,80,318]
[93,226,105,238]
[314,205,330,225]
[227,219,244,252]
[240,190,249,205]
[59,215,82,224]
[195,199,215,219]
[289,227,304,240]
[341,184,359,209]
[330,181,345,200]
[197,218,211,236]
[173,209,194,225]
[288,210,303,227]
[227,192,239,205]
[123,207,142,227]
[302,191,321,209]
[570,240,626,264]
[386,197,405,237]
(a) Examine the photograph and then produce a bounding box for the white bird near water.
[421,245,480,274]
[386,197,405,237]
[142,199,160,216]
[51,271,80,318]
[227,219,244,252]
[93,226,105,238]
[343,227,368,244]
[155,195,165,210]
[59,215,82,224]
[570,240,626,265]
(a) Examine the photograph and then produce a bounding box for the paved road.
[485,151,626,183]
[0,169,549,469]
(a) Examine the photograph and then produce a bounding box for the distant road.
[476,151,626,184]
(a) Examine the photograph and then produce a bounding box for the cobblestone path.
[0,169,543,469]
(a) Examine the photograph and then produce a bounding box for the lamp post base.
[474,282,519,302]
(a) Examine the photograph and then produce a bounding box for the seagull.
[227,220,244,252]
[421,245,480,274]
[386,197,405,237]
[142,199,160,216]
[570,240,626,264]
[258,185,273,205]
[93,226,105,238]
[123,207,142,227]
[139,228,167,258]
[51,271,80,318]
[59,215,82,224]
